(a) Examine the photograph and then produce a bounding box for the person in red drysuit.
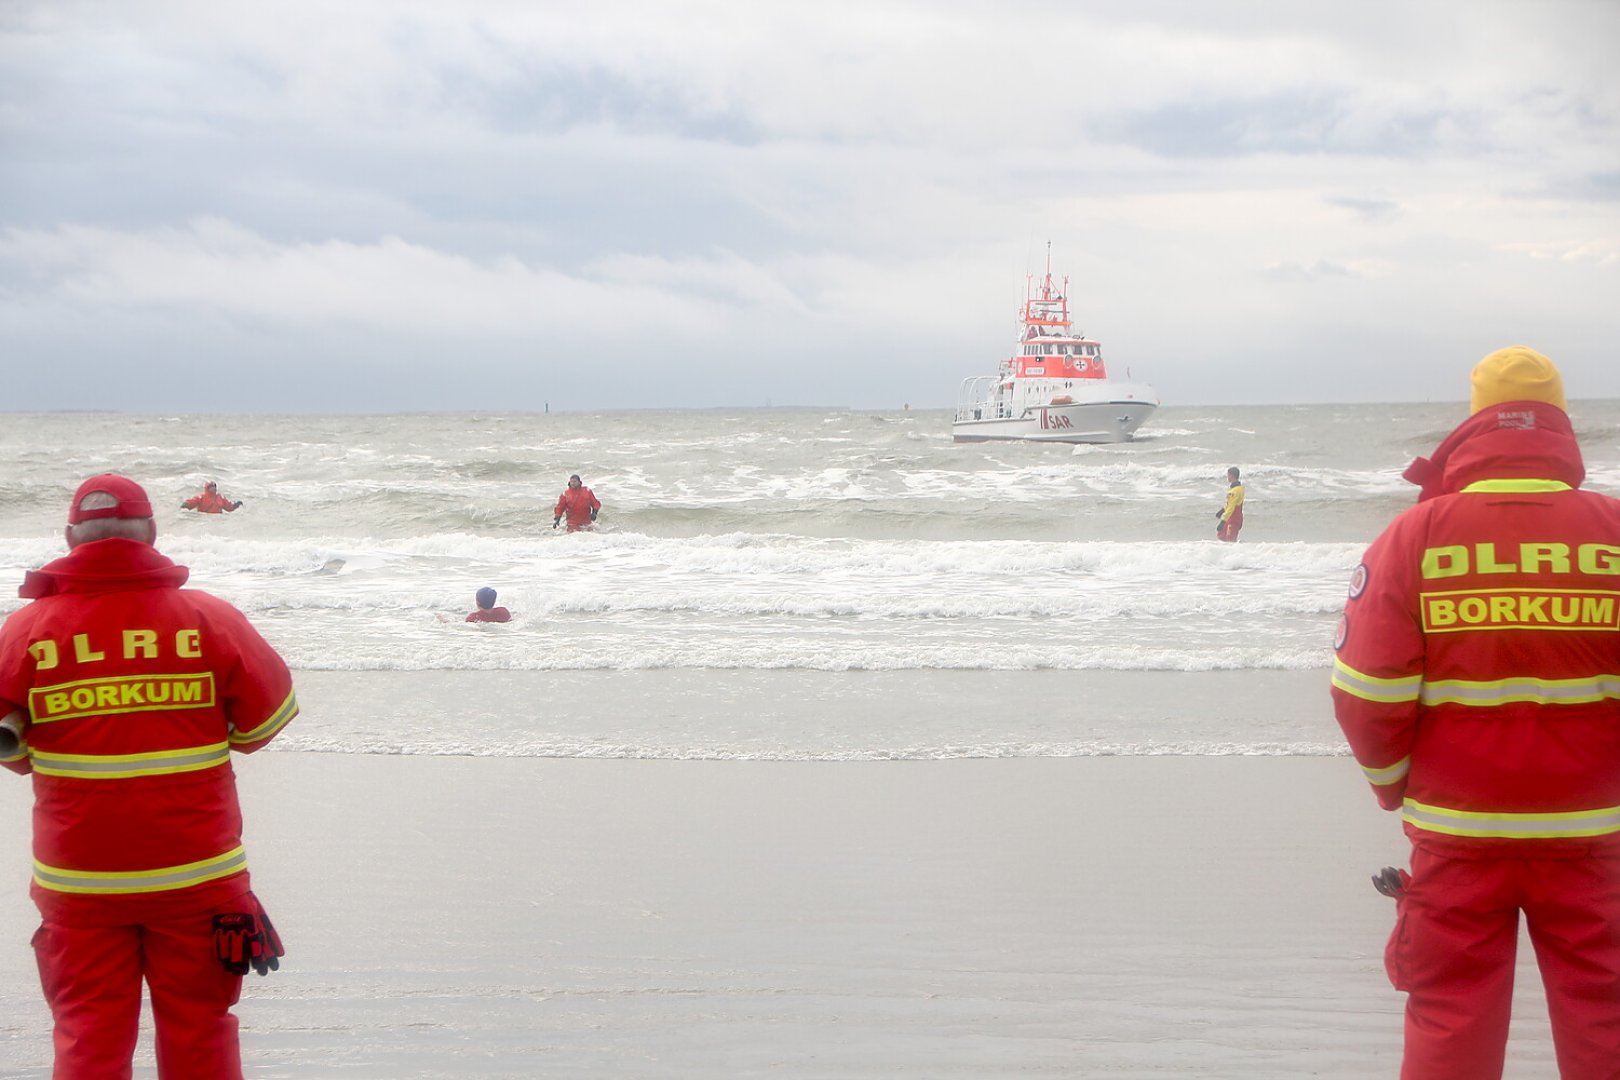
[182,480,242,514]
[1331,347,1620,1080]
[0,474,297,1080]
[466,586,511,623]
[552,474,601,532]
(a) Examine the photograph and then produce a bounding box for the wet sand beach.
[0,737,1563,1078]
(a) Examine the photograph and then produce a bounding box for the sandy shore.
[0,753,1561,1078]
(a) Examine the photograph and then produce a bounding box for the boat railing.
[955,376,1011,422]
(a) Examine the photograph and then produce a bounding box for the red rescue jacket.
[466,607,511,623]
[554,486,601,531]
[0,539,297,921]
[1332,401,1620,856]
[183,491,238,513]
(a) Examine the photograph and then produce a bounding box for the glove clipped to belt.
[212,907,285,976]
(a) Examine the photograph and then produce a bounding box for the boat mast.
[1023,241,1070,332]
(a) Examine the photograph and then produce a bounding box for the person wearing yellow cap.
[1332,347,1620,1078]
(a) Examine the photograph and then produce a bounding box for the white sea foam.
[6,402,1617,759]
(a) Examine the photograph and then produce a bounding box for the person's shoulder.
[1364,498,1436,549]
[177,588,253,620]
[1575,486,1620,508]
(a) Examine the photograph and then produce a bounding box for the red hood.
[19,538,190,599]
[1402,400,1584,503]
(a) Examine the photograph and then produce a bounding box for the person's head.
[1227,467,1240,484]
[568,474,582,490]
[65,474,157,549]
[475,586,498,610]
[205,480,218,493]
[1470,346,1565,415]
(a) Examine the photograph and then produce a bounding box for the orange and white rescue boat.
[952,249,1158,444]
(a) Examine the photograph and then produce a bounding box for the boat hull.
[951,400,1157,444]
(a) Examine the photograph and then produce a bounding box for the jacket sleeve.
[0,619,35,776]
[1331,512,1425,810]
[205,601,298,754]
[588,490,601,512]
[553,494,566,517]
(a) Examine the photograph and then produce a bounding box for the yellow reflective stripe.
[1459,479,1572,493]
[30,741,229,779]
[1420,673,1620,707]
[34,845,247,895]
[230,689,298,745]
[1332,658,1422,703]
[1361,756,1410,787]
[1404,799,1620,839]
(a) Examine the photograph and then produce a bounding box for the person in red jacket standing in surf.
[1331,348,1620,1080]
[553,473,601,532]
[182,480,243,514]
[0,474,297,1079]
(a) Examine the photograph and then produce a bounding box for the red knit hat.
[68,474,154,524]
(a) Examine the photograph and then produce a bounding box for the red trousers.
[32,897,252,1080]
[1217,507,1243,542]
[1386,847,1620,1080]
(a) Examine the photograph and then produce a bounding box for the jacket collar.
[1402,400,1584,503]
[19,538,190,599]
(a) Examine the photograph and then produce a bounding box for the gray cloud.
[1,0,1617,411]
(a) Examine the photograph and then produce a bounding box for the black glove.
[553,517,561,529]
[231,501,243,510]
[1371,866,1409,899]
[213,908,284,976]
[1215,509,1225,519]
[589,507,598,521]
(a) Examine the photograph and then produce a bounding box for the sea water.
[4,403,1617,759]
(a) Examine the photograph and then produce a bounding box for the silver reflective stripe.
[1420,675,1620,707]
[34,846,248,895]
[1361,756,1410,786]
[1332,659,1422,703]
[230,690,298,744]
[1404,801,1620,839]
[31,742,230,778]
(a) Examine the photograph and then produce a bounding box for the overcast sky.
[2,0,1616,412]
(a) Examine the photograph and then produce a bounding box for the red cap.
[68,474,154,524]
